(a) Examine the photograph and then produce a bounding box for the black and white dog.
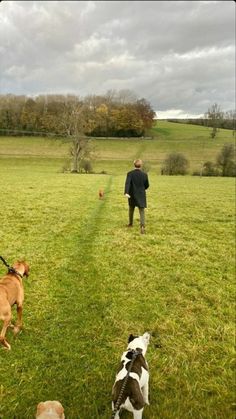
[112,332,150,419]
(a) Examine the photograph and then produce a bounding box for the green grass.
[0,121,234,175]
[0,127,235,418]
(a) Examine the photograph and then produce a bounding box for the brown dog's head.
[99,189,104,199]
[36,401,65,418]
[22,261,30,277]
[13,261,30,277]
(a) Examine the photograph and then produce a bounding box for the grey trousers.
[129,206,145,227]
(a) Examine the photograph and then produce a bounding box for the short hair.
[134,159,142,168]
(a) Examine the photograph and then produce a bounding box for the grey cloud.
[0,0,235,115]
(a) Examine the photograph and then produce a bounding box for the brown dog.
[99,189,104,199]
[36,401,65,419]
[0,260,29,350]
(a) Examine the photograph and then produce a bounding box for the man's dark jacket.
[124,168,149,208]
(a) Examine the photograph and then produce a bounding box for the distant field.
[0,124,235,418]
[0,121,234,174]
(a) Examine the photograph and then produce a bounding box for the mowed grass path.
[0,156,235,418]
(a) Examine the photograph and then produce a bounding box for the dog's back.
[0,274,22,306]
[112,350,148,411]
[0,261,29,350]
[112,333,150,417]
[112,373,145,411]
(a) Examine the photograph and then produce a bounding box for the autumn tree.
[135,98,156,132]
[94,103,110,136]
[20,98,40,131]
[0,91,156,139]
[110,105,144,137]
[0,94,26,133]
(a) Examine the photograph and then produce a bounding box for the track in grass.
[0,160,235,418]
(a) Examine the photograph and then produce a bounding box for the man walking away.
[124,159,149,234]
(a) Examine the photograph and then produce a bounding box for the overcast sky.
[0,1,235,118]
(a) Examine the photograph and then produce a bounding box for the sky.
[0,1,235,118]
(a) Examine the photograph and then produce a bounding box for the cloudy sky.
[0,1,235,118]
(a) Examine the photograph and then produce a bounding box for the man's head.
[134,159,142,168]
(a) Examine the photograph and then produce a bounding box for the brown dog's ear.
[36,402,45,416]
[22,261,30,277]
[55,402,64,418]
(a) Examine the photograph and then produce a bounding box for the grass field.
[0,120,234,174]
[0,123,235,418]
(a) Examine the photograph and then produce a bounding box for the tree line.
[167,103,235,138]
[0,90,156,138]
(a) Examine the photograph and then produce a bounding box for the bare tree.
[59,97,95,173]
[205,103,224,139]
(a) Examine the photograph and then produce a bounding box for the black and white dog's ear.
[128,334,136,343]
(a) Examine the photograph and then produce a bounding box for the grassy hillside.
[0,121,234,174]
[0,125,235,418]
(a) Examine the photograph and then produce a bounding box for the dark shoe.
[126,224,133,227]
[141,226,145,234]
